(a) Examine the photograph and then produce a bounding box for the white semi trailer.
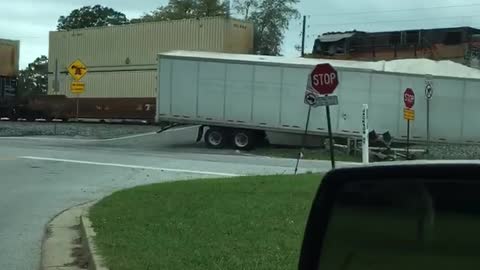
[156,51,480,149]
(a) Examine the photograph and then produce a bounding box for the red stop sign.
[310,64,339,95]
[404,88,415,108]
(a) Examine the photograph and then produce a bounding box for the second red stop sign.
[404,88,415,108]
[310,63,339,95]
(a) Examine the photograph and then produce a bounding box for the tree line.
[20,0,299,97]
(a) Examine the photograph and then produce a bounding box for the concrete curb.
[80,213,109,270]
[41,201,93,270]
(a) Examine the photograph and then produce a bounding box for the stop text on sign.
[308,63,339,95]
[312,73,337,87]
[403,88,415,109]
[404,92,414,104]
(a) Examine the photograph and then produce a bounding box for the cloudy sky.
[2,0,480,68]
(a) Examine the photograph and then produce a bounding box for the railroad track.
[0,117,152,125]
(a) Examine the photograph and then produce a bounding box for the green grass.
[89,174,322,270]
[252,146,362,162]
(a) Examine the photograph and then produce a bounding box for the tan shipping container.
[224,19,254,54]
[0,39,20,77]
[49,17,253,72]
[48,17,253,98]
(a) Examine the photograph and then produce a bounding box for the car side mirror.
[299,163,480,270]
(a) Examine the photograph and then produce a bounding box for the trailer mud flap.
[196,125,205,142]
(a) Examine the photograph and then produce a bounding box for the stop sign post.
[403,88,415,159]
[297,63,339,172]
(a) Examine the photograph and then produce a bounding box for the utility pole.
[226,0,231,18]
[301,15,306,57]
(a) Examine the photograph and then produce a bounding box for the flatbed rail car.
[14,95,155,122]
[156,51,480,149]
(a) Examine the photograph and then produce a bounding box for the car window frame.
[298,163,480,270]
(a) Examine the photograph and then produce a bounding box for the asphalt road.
[0,126,356,270]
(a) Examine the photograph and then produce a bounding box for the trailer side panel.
[157,51,480,144]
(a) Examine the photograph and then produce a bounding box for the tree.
[57,5,128,30]
[137,0,228,22]
[234,0,300,55]
[197,0,229,17]
[17,56,48,98]
[233,0,257,20]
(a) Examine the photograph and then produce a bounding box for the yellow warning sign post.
[67,59,88,121]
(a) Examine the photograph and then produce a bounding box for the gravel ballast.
[425,144,480,160]
[0,121,160,139]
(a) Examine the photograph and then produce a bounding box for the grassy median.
[89,174,322,270]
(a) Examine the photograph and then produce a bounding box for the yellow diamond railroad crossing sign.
[70,81,85,94]
[68,59,88,81]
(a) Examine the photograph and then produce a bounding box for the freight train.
[0,17,254,122]
[0,39,19,118]
[43,16,253,122]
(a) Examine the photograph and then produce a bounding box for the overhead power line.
[308,3,480,17]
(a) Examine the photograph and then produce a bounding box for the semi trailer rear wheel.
[205,128,227,149]
[233,130,256,150]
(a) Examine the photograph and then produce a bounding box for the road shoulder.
[41,202,97,270]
